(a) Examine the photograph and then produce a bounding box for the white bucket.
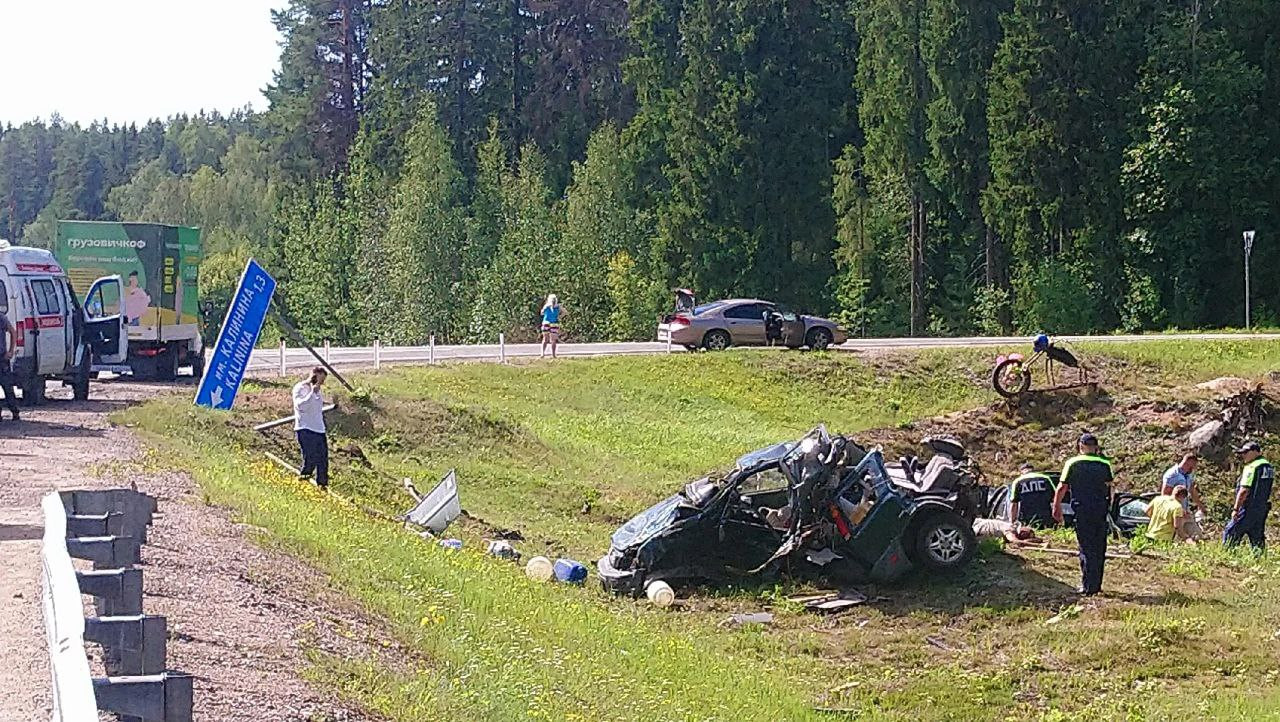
[525,556,554,581]
[645,580,675,608]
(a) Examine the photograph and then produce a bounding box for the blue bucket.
[552,558,588,584]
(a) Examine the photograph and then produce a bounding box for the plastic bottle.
[486,540,520,561]
[645,580,675,608]
[525,555,554,581]
[552,558,588,584]
[439,538,463,551]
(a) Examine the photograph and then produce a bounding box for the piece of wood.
[1019,545,1131,560]
[263,451,300,475]
[253,403,337,432]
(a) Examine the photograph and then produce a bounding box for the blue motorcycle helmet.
[1033,333,1050,352]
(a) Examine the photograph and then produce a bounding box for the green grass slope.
[121,340,1280,720]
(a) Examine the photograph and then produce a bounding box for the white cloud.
[1,0,285,126]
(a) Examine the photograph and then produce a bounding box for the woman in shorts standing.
[540,294,563,359]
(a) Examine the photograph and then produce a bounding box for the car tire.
[912,512,977,573]
[702,329,731,351]
[806,327,834,351]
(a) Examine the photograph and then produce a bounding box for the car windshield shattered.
[609,494,682,550]
[598,426,984,596]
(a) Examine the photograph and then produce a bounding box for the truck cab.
[0,241,127,403]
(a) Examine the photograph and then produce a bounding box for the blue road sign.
[195,259,276,409]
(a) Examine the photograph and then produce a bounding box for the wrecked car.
[984,479,1156,537]
[598,429,981,595]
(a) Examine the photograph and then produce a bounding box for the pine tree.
[266,0,372,176]
[922,0,1009,301]
[1122,2,1268,328]
[856,0,932,334]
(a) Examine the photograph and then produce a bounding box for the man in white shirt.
[293,366,329,489]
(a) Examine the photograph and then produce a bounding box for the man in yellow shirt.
[1146,486,1190,543]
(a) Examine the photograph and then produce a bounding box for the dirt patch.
[862,379,1278,503]
[0,380,394,721]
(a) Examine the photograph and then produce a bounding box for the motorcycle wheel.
[992,358,1031,397]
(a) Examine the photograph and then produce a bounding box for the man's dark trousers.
[0,358,19,416]
[1075,508,1108,594]
[296,429,329,488]
[1224,508,1268,551]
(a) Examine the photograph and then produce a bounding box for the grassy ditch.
[121,341,1280,720]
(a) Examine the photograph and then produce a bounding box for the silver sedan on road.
[657,297,848,351]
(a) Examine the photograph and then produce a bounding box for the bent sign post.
[195,259,276,409]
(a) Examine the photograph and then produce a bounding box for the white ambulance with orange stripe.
[0,240,127,404]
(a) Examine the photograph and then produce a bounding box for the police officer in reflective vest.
[1224,441,1273,552]
[1052,433,1115,595]
[1008,463,1056,528]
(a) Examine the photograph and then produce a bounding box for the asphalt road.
[244,332,1280,374]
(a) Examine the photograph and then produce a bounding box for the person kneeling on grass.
[292,366,329,489]
[1146,486,1194,543]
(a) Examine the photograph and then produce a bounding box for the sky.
[1,0,285,126]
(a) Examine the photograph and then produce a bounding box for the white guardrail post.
[279,338,287,377]
[499,333,506,363]
[429,335,435,365]
[374,339,382,371]
[323,338,331,362]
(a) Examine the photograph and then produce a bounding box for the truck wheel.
[156,346,178,381]
[73,355,91,401]
[129,355,155,381]
[21,376,45,406]
[911,512,977,573]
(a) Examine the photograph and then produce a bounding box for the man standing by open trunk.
[293,367,329,489]
[1052,433,1115,596]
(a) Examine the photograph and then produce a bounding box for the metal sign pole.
[1244,230,1256,328]
[270,307,355,392]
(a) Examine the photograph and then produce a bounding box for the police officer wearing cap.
[1224,441,1274,551]
[1052,433,1115,595]
[1008,462,1057,528]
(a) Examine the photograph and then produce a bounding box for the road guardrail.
[42,489,193,722]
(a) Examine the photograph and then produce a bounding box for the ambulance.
[0,240,127,403]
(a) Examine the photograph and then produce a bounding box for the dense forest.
[2,0,1278,342]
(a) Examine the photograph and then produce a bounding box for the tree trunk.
[908,192,926,336]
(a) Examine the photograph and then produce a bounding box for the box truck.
[55,221,204,380]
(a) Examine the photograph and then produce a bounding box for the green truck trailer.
[55,221,205,379]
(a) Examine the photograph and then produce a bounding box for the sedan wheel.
[807,327,834,351]
[703,329,731,351]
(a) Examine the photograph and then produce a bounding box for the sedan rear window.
[693,302,723,316]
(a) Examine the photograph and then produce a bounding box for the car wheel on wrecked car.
[912,512,977,572]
